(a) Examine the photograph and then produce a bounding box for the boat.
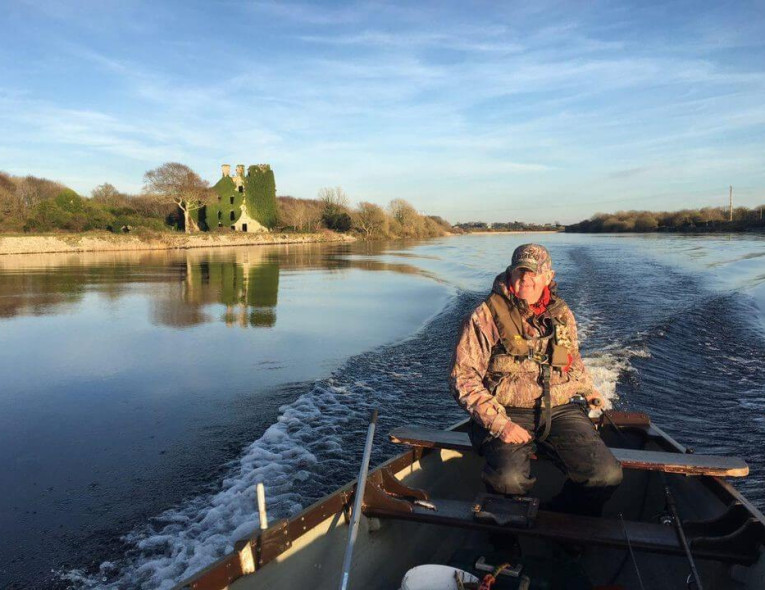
[174,410,764,589]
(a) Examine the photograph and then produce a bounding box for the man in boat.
[450,243,622,516]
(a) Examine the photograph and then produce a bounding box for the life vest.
[483,291,579,441]
[484,292,573,376]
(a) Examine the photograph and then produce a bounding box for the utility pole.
[729,185,733,222]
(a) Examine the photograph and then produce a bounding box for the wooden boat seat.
[389,426,749,477]
[363,490,761,564]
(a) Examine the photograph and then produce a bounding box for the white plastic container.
[400,564,480,590]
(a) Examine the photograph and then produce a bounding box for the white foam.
[571,297,651,412]
[60,382,356,589]
[584,343,651,412]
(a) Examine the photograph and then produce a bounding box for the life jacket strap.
[539,365,552,443]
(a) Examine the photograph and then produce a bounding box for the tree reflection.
[0,240,438,326]
[170,253,280,329]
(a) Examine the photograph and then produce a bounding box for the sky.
[1,0,764,224]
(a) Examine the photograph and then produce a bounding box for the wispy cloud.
[608,166,650,180]
[1,0,764,220]
[299,28,526,54]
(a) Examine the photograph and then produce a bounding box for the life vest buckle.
[529,351,549,364]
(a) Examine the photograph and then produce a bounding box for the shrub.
[322,211,352,232]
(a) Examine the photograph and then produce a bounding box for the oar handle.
[338,409,378,590]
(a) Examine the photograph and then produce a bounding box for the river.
[1,233,764,589]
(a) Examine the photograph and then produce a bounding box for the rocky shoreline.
[0,231,355,256]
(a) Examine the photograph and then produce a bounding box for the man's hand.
[586,391,605,408]
[499,421,532,444]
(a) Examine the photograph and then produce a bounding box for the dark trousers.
[471,403,623,516]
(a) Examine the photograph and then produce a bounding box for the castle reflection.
[185,254,279,328]
[0,240,436,328]
[0,249,281,329]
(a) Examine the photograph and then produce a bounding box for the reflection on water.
[0,240,452,590]
[154,254,281,329]
[3,234,765,589]
[0,271,83,318]
[0,242,440,328]
[0,249,283,329]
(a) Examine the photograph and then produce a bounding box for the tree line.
[454,221,564,232]
[279,187,451,239]
[0,171,176,233]
[566,206,765,233]
[0,164,452,239]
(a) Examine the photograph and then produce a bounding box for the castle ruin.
[194,163,277,233]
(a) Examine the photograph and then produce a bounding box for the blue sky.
[1,0,764,223]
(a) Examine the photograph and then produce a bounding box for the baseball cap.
[509,243,552,274]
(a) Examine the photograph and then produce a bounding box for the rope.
[478,563,513,590]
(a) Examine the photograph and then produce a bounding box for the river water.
[1,233,764,589]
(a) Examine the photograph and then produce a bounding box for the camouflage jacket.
[450,272,597,438]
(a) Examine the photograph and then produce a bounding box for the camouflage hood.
[491,271,535,315]
[492,271,512,299]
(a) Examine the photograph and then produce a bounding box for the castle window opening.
[217,210,222,220]
[242,224,248,232]
[230,211,235,221]
[230,196,235,205]
[238,186,244,193]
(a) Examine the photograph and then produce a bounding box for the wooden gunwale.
[649,423,765,527]
[174,444,429,590]
[175,415,762,590]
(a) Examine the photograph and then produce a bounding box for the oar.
[338,409,378,590]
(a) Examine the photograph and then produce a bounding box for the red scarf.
[508,284,551,315]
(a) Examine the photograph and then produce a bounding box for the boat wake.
[60,286,649,589]
[59,293,468,589]
[60,237,765,589]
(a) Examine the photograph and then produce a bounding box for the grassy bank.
[0,230,355,256]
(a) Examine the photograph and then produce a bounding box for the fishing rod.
[338,409,378,590]
[618,512,646,590]
[603,407,704,589]
[663,480,705,590]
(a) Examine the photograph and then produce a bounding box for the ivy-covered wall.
[204,175,245,230]
[245,165,278,229]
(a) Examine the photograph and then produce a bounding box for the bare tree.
[389,198,423,237]
[91,183,130,208]
[14,175,66,209]
[355,202,388,238]
[0,172,23,221]
[318,186,349,217]
[143,162,211,233]
[277,196,323,232]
